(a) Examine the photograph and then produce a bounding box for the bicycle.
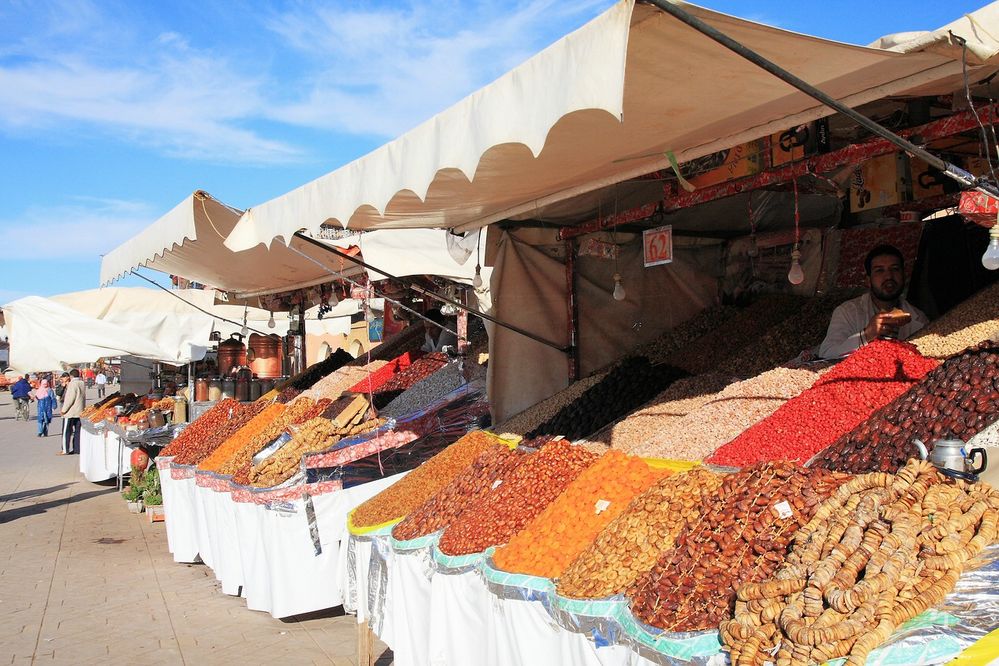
[14,397,30,421]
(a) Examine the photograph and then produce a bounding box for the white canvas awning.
[2,296,178,372]
[225,0,999,251]
[99,191,365,297]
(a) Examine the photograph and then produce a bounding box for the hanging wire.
[284,244,459,340]
[957,31,999,184]
[792,177,801,245]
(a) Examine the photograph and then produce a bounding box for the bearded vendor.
[819,244,928,359]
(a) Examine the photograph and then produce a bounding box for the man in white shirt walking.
[95,370,108,399]
[819,244,928,359]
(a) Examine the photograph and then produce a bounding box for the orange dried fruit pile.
[492,449,666,579]
[197,402,287,472]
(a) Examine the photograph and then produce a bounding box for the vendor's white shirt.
[95,373,107,385]
[819,293,928,359]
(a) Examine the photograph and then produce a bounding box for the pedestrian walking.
[59,369,86,455]
[33,379,56,437]
[95,370,108,399]
[11,375,32,421]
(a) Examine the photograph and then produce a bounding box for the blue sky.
[0,0,990,303]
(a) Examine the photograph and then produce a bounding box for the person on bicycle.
[11,375,32,421]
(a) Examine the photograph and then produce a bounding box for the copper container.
[195,378,209,403]
[247,333,283,379]
[217,333,248,377]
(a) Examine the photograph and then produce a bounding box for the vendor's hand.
[863,313,901,342]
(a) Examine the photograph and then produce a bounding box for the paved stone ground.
[0,388,391,665]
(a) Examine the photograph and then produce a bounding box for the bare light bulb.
[982,225,999,270]
[612,273,626,301]
[472,265,484,288]
[267,312,276,329]
[240,323,249,337]
[747,234,759,258]
[787,248,805,285]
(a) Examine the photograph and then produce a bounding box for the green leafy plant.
[140,466,162,506]
[123,484,143,502]
[143,491,163,506]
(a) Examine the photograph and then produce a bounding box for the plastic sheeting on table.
[351,531,999,666]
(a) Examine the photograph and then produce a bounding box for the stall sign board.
[643,225,673,267]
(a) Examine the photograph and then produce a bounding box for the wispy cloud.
[0,198,159,261]
[265,0,614,137]
[0,0,615,162]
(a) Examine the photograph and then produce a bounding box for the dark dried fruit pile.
[812,341,999,473]
[627,462,847,632]
[286,349,354,391]
[438,438,597,556]
[371,352,449,409]
[527,357,687,440]
[392,445,527,540]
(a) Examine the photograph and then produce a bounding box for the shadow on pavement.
[0,482,72,504]
[0,487,118,524]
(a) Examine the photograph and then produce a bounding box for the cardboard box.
[849,153,905,212]
[686,139,767,188]
[770,119,830,168]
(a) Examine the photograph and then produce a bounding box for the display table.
[157,455,407,618]
[80,421,137,483]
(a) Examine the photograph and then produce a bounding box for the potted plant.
[123,482,144,513]
[142,466,165,523]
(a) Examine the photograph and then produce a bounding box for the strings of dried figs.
[720,459,999,666]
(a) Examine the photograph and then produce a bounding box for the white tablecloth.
[80,427,135,482]
[157,465,407,618]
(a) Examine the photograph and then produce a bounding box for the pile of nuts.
[438,439,598,556]
[527,357,688,440]
[493,450,667,578]
[372,353,450,408]
[627,305,738,366]
[287,349,354,390]
[558,468,723,599]
[912,281,999,358]
[630,367,822,461]
[350,430,504,528]
[813,342,999,473]
[249,413,384,488]
[381,362,464,419]
[627,462,847,632]
[664,296,806,375]
[720,460,999,666]
[588,374,735,452]
[167,400,267,465]
[495,372,608,436]
[717,295,845,378]
[709,340,938,467]
[301,361,389,401]
[391,445,527,540]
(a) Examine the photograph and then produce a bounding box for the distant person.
[55,372,69,407]
[11,375,32,421]
[95,370,108,399]
[819,244,929,359]
[59,369,86,455]
[33,379,56,437]
[420,309,459,353]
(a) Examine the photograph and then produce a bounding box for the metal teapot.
[913,438,988,483]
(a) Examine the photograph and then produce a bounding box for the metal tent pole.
[293,232,570,353]
[645,0,999,199]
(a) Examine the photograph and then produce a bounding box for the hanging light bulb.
[267,312,276,329]
[787,246,805,285]
[239,306,249,337]
[982,223,999,270]
[747,234,759,258]
[612,273,626,301]
[472,264,484,289]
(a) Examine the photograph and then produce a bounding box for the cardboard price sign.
[643,225,673,267]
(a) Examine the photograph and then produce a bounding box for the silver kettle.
[913,438,988,482]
